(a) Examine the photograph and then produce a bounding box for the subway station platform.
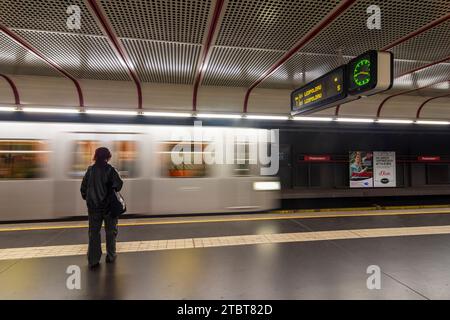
[1,207,450,300]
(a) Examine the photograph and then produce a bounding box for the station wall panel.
[0,76,15,104]
[10,75,77,106]
[142,83,192,111]
[420,99,450,119]
[81,79,137,109]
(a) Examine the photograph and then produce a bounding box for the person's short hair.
[93,147,112,164]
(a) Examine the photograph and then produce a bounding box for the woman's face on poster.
[355,153,361,165]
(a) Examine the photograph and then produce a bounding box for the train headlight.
[253,181,281,191]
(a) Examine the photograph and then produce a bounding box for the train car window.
[70,140,99,177]
[159,142,209,178]
[234,143,258,176]
[0,140,49,179]
[112,141,138,178]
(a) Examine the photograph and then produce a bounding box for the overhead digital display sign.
[291,50,393,115]
[291,66,347,114]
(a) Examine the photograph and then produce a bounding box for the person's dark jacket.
[80,163,123,212]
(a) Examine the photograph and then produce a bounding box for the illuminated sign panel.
[291,66,347,114]
[347,50,393,96]
[291,50,393,115]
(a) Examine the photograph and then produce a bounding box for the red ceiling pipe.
[86,0,142,109]
[335,13,450,117]
[337,56,450,116]
[0,25,84,107]
[242,0,357,114]
[334,105,340,116]
[416,93,450,118]
[397,55,450,78]
[376,80,450,117]
[0,74,20,105]
[381,13,450,51]
[192,0,226,112]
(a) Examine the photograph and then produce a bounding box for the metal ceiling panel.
[13,29,130,81]
[390,20,450,63]
[201,46,284,87]
[0,32,61,77]
[301,0,450,56]
[0,0,102,35]
[395,62,450,89]
[215,0,340,50]
[260,52,353,89]
[122,39,202,84]
[99,0,213,43]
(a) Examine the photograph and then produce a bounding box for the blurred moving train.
[0,121,280,221]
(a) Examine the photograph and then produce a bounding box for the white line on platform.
[1,225,450,261]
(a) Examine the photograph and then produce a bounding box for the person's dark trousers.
[88,209,118,266]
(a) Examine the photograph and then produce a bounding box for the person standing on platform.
[80,147,123,269]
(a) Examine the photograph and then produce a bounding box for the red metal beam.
[376,80,450,117]
[397,55,450,78]
[86,0,142,109]
[381,13,450,51]
[0,25,84,107]
[337,56,450,117]
[242,0,356,114]
[374,56,450,117]
[0,74,20,105]
[334,105,340,116]
[335,13,450,117]
[416,93,450,118]
[192,0,226,112]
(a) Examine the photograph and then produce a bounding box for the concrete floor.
[1,213,450,299]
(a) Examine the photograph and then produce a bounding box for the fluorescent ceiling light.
[293,116,333,122]
[143,111,192,118]
[0,106,16,112]
[336,117,375,123]
[85,109,138,116]
[245,115,289,120]
[22,107,79,114]
[197,113,242,119]
[377,119,414,124]
[253,181,281,191]
[415,120,450,125]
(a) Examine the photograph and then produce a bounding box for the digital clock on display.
[353,58,371,87]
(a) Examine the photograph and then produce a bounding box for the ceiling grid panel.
[86,0,144,108]
[14,29,130,81]
[301,0,450,56]
[242,0,357,113]
[98,0,214,86]
[99,0,213,43]
[0,23,85,107]
[0,32,62,77]
[0,0,102,35]
[122,39,202,84]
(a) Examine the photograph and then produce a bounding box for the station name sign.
[291,50,393,115]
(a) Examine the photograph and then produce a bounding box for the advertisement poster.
[349,151,373,188]
[373,152,396,187]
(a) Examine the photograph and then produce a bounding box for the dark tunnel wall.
[279,129,450,190]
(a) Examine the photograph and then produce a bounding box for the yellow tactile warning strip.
[1,207,450,232]
[2,225,450,261]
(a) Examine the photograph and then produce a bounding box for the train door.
[54,132,109,216]
[106,133,149,214]
[0,123,53,221]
